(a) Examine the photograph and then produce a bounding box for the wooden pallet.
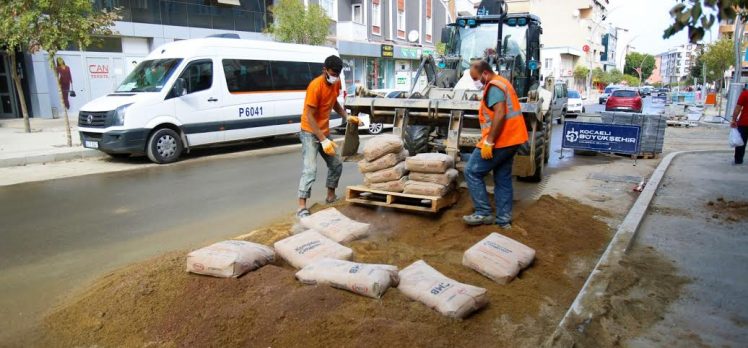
[346,185,459,213]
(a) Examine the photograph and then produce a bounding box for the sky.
[607,0,720,55]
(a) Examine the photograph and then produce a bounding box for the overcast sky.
[607,0,720,55]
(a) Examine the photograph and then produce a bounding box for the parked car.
[653,88,669,97]
[550,82,569,119]
[565,89,584,117]
[639,86,653,96]
[599,84,622,104]
[605,88,643,113]
[77,38,346,164]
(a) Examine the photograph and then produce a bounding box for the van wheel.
[368,123,384,134]
[146,128,183,164]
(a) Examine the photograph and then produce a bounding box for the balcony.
[337,21,368,42]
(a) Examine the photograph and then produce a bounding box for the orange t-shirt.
[301,74,341,136]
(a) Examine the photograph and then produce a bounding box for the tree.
[591,67,606,84]
[573,66,590,80]
[664,0,748,42]
[622,74,640,87]
[267,0,330,45]
[689,51,705,82]
[0,0,118,144]
[624,52,656,81]
[605,69,624,85]
[701,38,734,86]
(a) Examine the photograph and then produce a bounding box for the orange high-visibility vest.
[478,75,528,149]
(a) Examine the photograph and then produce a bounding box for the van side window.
[179,59,213,94]
[223,59,274,92]
[271,61,312,90]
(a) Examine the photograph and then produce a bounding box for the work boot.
[463,213,494,226]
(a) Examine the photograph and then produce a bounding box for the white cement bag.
[358,149,409,173]
[274,230,353,269]
[364,161,408,184]
[300,207,370,243]
[296,258,399,298]
[368,176,408,192]
[462,233,536,284]
[409,168,459,186]
[403,180,450,197]
[405,153,455,173]
[398,260,488,319]
[363,135,405,161]
[186,240,275,278]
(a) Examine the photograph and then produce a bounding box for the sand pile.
[42,191,612,347]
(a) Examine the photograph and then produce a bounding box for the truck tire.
[517,130,544,183]
[146,128,183,164]
[404,125,431,155]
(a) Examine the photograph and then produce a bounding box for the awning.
[217,0,241,6]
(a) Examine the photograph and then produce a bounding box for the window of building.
[426,0,433,42]
[544,58,553,69]
[352,4,363,24]
[397,0,405,39]
[179,60,213,94]
[319,0,336,21]
[372,0,382,35]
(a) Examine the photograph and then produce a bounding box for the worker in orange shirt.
[297,55,362,218]
[463,60,528,229]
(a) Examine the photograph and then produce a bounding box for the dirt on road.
[41,191,613,347]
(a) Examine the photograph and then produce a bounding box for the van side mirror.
[170,78,187,98]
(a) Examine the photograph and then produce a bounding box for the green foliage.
[435,42,447,55]
[573,65,590,80]
[664,0,748,43]
[268,0,330,45]
[701,38,735,82]
[591,67,606,83]
[689,51,705,81]
[624,52,656,80]
[0,0,119,56]
[622,74,641,86]
[652,81,664,88]
[605,69,624,85]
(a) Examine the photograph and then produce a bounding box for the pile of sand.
[707,197,748,222]
[42,191,613,347]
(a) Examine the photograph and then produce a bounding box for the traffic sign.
[582,45,590,53]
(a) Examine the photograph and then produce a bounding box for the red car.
[605,89,643,113]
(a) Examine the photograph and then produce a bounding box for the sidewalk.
[0,117,103,167]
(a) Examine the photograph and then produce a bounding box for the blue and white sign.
[562,121,641,154]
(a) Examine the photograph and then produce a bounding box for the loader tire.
[404,125,431,155]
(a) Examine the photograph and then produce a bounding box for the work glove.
[348,116,363,126]
[480,141,494,160]
[321,138,338,156]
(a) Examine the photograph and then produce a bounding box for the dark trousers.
[736,126,748,164]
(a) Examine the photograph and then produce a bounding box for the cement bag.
[364,161,408,184]
[409,168,459,186]
[363,134,404,161]
[398,260,488,319]
[300,207,370,243]
[368,176,408,192]
[403,180,449,197]
[186,240,275,278]
[274,230,353,269]
[358,149,409,173]
[296,258,399,299]
[462,233,536,284]
[405,153,455,173]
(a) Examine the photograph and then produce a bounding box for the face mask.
[326,73,339,84]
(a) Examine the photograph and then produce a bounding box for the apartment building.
[504,0,612,90]
[2,0,272,119]
[658,43,702,86]
[718,18,748,69]
[321,0,450,94]
[647,55,663,85]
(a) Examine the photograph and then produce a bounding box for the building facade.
[658,43,702,86]
[647,55,663,85]
[321,0,450,95]
[505,0,611,91]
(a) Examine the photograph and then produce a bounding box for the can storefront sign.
[381,44,394,58]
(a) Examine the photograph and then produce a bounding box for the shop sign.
[381,44,394,58]
[562,122,641,154]
[89,64,110,79]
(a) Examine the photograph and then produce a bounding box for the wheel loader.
[342,0,556,182]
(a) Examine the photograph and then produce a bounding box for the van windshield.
[116,59,182,93]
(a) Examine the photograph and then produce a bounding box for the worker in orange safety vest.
[463,60,528,229]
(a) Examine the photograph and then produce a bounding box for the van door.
[552,84,567,118]
[173,58,223,146]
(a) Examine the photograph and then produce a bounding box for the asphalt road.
[0,135,362,342]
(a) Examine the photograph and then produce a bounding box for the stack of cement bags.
[358,135,409,192]
[404,153,458,197]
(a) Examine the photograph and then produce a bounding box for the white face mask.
[326,73,339,84]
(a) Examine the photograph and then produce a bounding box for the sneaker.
[463,213,494,226]
[296,208,311,219]
[498,223,512,230]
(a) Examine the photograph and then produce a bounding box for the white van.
[77,38,345,163]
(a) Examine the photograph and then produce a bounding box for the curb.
[0,148,105,168]
[545,150,730,347]
[0,134,373,169]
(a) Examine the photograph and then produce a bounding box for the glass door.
[0,52,18,118]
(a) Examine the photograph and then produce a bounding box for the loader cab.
[441,13,542,99]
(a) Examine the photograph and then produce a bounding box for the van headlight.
[113,104,132,126]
